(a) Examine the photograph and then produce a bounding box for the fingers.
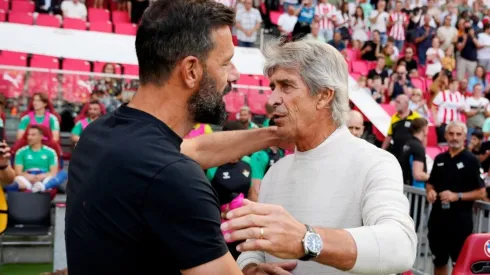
[237,239,272,253]
[222,214,268,231]
[258,263,293,275]
[226,201,278,219]
[226,226,264,242]
[271,261,297,271]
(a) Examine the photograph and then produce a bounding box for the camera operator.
[388,64,413,102]
[457,20,482,80]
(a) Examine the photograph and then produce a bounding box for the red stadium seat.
[247,89,269,115]
[346,48,360,62]
[427,125,437,147]
[93,61,121,74]
[36,13,60,27]
[0,69,25,98]
[74,101,106,122]
[8,11,33,25]
[31,55,60,69]
[111,10,129,23]
[89,21,112,33]
[0,10,5,22]
[63,17,86,30]
[12,125,63,168]
[114,23,136,35]
[453,234,490,275]
[88,8,110,22]
[270,11,280,25]
[61,75,92,103]
[0,51,27,65]
[411,77,425,92]
[11,1,34,12]
[62,58,91,71]
[380,103,396,116]
[27,72,59,98]
[223,89,246,119]
[237,74,260,86]
[351,61,369,76]
[0,0,8,12]
[122,64,138,76]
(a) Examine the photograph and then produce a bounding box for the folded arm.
[181,127,280,169]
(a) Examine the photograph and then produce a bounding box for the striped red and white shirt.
[315,3,336,30]
[432,90,465,124]
[388,11,408,41]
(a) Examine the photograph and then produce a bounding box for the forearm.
[181,127,279,169]
[461,188,486,201]
[313,228,357,271]
[381,136,391,150]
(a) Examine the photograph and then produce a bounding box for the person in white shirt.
[235,0,262,47]
[221,39,417,275]
[60,0,87,20]
[437,15,458,51]
[465,83,490,142]
[425,37,445,77]
[277,6,298,36]
[478,24,490,71]
[369,0,389,46]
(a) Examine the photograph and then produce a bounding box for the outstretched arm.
[181,127,281,170]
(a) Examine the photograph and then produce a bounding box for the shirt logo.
[41,155,47,160]
[457,162,465,169]
[242,169,250,178]
[269,160,275,166]
[403,145,410,152]
[404,121,411,128]
[222,172,230,179]
[437,162,444,166]
[27,154,33,160]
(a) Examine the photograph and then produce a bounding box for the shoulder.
[409,111,421,119]
[42,145,58,156]
[462,150,480,165]
[16,145,30,155]
[48,113,59,120]
[20,115,29,121]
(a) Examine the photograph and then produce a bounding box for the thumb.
[242,199,254,206]
[273,261,298,271]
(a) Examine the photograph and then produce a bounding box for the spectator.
[17,93,60,142]
[468,129,485,155]
[347,110,365,138]
[307,22,327,42]
[397,46,418,75]
[6,126,67,193]
[414,14,436,66]
[382,37,399,71]
[465,83,490,141]
[328,31,346,53]
[426,121,486,275]
[388,64,413,101]
[350,6,369,42]
[93,63,123,113]
[425,36,444,77]
[442,45,456,72]
[71,101,102,144]
[60,0,87,20]
[457,21,481,80]
[238,106,259,129]
[334,2,350,42]
[277,6,298,36]
[432,78,466,143]
[478,24,490,72]
[468,65,489,94]
[370,75,385,103]
[426,0,441,26]
[382,94,421,161]
[367,56,389,87]
[235,0,262,47]
[130,0,149,24]
[437,15,458,51]
[400,117,429,188]
[387,0,408,51]
[36,0,61,14]
[292,0,316,39]
[409,88,430,119]
[429,70,450,103]
[357,75,371,94]
[369,0,389,46]
[261,103,274,127]
[361,30,382,61]
[439,2,458,28]
[315,0,336,42]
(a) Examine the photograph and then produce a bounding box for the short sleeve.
[411,144,425,162]
[467,156,485,190]
[250,151,269,180]
[142,160,228,270]
[18,115,29,131]
[47,149,58,168]
[387,115,396,136]
[14,149,24,166]
[50,115,60,131]
[71,122,83,136]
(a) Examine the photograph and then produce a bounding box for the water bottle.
[441,201,450,210]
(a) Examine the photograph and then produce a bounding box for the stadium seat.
[63,17,86,30]
[74,101,106,122]
[351,61,369,76]
[93,61,121,74]
[453,234,490,275]
[29,55,60,99]
[89,21,112,33]
[61,75,92,103]
[114,23,136,35]
[88,8,110,22]
[10,1,34,12]
[31,55,60,69]
[0,51,27,64]
[269,11,280,25]
[411,77,425,92]
[111,10,129,23]
[237,74,260,86]
[247,89,269,115]
[223,89,246,119]
[62,58,91,71]
[427,125,437,147]
[0,10,5,22]
[380,103,396,116]
[346,48,360,61]
[0,0,8,12]
[8,11,33,25]
[36,13,60,27]
[0,69,25,98]
[122,64,138,76]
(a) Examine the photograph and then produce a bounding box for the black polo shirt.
[458,36,478,62]
[400,136,426,187]
[429,149,485,214]
[478,141,490,172]
[65,104,228,275]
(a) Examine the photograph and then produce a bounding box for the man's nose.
[227,63,239,83]
[267,88,281,107]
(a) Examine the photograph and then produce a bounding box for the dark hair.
[409,118,428,135]
[472,129,484,140]
[135,0,235,86]
[28,125,43,135]
[89,100,100,105]
[222,121,247,131]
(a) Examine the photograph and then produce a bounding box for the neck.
[35,109,45,116]
[449,146,464,157]
[295,119,338,152]
[31,143,42,150]
[398,109,410,118]
[128,84,193,138]
[414,132,424,142]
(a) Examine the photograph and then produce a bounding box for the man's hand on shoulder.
[243,262,297,275]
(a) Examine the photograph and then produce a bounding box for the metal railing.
[404,185,490,275]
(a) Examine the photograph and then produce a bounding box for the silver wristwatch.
[299,224,323,261]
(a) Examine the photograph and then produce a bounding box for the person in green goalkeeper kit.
[71,101,103,144]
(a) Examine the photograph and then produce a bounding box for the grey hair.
[445,121,468,135]
[262,39,350,126]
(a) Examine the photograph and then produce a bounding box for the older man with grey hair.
[221,39,417,275]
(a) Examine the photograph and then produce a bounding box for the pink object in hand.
[221,193,244,243]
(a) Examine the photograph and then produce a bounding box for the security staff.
[400,117,429,188]
[381,94,421,161]
[426,121,486,275]
[206,121,253,260]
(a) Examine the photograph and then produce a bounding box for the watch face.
[306,233,323,254]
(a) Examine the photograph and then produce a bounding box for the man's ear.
[180,56,203,89]
[317,88,335,110]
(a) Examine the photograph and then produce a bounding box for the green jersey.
[14,145,58,172]
[206,156,251,181]
[250,148,284,180]
[248,122,259,129]
[262,118,270,127]
[18,113,60,131]
[71,118,93,136]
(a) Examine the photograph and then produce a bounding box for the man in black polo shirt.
[426,121,486,275]
[456,20,481,80]
[381,94,421,161]
[65,1,276,274]
[400,117,429,188]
